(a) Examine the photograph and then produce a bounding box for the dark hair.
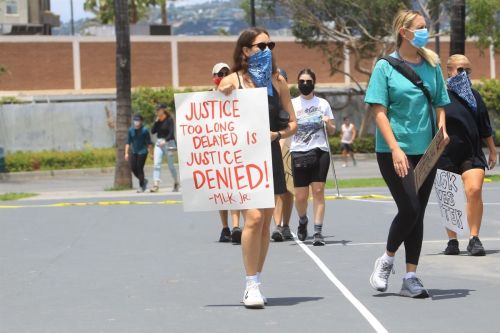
[297,68,316,83]
[343,116,349,121]
[232,27,277,75]
[133,113,144,121]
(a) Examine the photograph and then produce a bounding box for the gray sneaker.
[271,226,284,242]
[369,256,394,292]
[312,233,325,246]
[400,277,429,298]
[282,225,293,240]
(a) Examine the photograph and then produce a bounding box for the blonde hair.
[392,9,440,67]
[447,54,471,69]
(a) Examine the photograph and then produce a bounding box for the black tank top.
[237,73,282,131]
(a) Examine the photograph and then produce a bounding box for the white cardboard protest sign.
[174,88,275,212]
[433,169,469,236]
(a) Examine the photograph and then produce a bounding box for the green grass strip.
[325,178,387,189]
[325,174,500,189]
[0,192,38,201]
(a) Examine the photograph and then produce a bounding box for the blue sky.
[51,0,220,23]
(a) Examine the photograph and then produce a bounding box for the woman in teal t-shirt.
[364,10,450,299]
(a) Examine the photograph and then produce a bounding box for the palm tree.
[450,0,466,55]
[114,0,132,188]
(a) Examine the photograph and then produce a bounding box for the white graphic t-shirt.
[290,95,334,152]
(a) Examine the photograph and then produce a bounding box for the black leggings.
[377,153,436,266]
[130,153,147,187]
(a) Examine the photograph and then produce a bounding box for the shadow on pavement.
[372,289,474,300]
[425,249,500,256]
[204,296,324,308]
[428,288,475,300]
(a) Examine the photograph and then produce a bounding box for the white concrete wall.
[0,0,29,24]
[0,101,117,152]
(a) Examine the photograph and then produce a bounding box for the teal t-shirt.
[364,52,450,155]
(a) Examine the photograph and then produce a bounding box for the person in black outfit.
[439,54,497,256]
[218,27,297,308]
[150,104,179,192]
[125,113,152,193]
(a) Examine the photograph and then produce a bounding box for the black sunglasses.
[457,67,471,75]
[251,41,276,51]
[215,70,229,78]
[298,79,313,85]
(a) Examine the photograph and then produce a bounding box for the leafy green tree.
[466,0,500,52]
[84,0,171,24]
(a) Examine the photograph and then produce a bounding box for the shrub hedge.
[5,148,116,172]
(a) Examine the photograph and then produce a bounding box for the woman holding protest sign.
[439,54,497,256]
[365,10,450,298]
[218,27,297,309]
[290,68,336,246]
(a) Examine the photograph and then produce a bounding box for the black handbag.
[291,149,319,169]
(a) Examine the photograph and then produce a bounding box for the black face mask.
[298,82,314,96]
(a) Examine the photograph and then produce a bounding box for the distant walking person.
[340,117,357,167]
[150,104,179,193]
[439,54,497,256]
[271,67,295,242]
[291,68,336,246]
[211,62,242,243]
[125,113,152,193]
[365,10,450,298]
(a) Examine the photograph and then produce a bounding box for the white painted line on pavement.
[293,232,388,333]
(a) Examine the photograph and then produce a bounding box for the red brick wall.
[178,41,234,87]
[80,42,172,89]
[0,42,73,90]
[0,39,497,91]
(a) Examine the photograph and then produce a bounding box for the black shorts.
[292,148,330,187]
[341,143,353,152]
[271,140,287,195]
[438,135,486,175]
[437,155,485,175]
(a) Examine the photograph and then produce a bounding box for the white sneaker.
[259,283,268,304]
[369,256,394,292]
[243,282,265,309]
[342,163,347,167]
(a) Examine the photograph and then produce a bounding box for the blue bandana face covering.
[247,48,274,96]
[410,28,429,48]
[447,70,477,112]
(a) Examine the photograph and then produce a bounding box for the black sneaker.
[282,225,293,240]
[297,217,308,241]
[312,233,325,246]
[231,227,242,244]
[271,226,284,242]
[219,227,231,243]
[141,179,148,192]
[467,236,486,256]
[444,239,460,255]
[173,182,180,192]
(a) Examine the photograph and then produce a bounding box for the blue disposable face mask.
[247,48,274,96]
[409,28,429,48]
